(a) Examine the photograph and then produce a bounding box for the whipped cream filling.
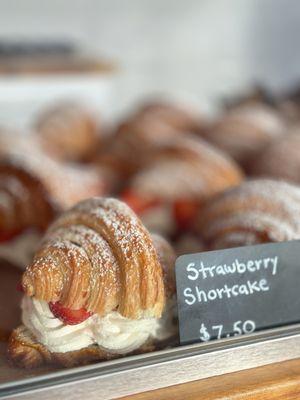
[0,231,40,269]
[22,296,177,354]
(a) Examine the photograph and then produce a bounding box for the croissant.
[0,128,38,158]
[277,86,300,123]
[249,131,300,184]
[121,136,244,237]
[136,99,206,134]
[9,198,177,368]
[35,102,99,162]
[94,113,185,184]
[222,86,275,111]
[201,104,284,167]
[0,150,108,269]
[93,100,206,184]
[195,179,300,250]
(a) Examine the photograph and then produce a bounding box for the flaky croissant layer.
[196,179,300,250]
[22,197,166,319]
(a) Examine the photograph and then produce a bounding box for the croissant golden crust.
[129,136,244,202]
[0,161,57,234]
[23,197,165,319]
[250,132,300,184]
[137,100,205,133]
[202,104,283,165]
[196,179,300,250]
[0,152,108,235]
[35,103,99,162]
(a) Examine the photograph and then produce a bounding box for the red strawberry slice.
[49,302,93,325]
[16,282,24,293]
[121,190,161,215]
[173,200,199,231]
[0,229,22,243]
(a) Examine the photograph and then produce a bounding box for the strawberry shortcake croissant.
[122,136,244,238]
[8,198,177,368]
[202,103,284,168]
[35,102,100,163]
[195,179,300,250]
[249,131,300,184]
[93,100,206,186]
[0,148,109,270]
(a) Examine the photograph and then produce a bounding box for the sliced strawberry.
[0,229,22,243]
[49,302,93,325]
[173,200,199,231]
[16,282,24,293]
[121,190,161,215]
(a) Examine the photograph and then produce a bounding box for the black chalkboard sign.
[175,240,300,345]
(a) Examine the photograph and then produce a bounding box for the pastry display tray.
[2,323,300,399]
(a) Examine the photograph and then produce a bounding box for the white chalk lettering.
[208,289,218,300]
[223,284,232,298]
[184,287,196,305]
[195,286,208,302]
[216,287,225,298]
[216,264,226,275]
[239,284,250,295]
[259,278,270,291]
[183,252,278,309]
[270,256,278,275]
[187,262,198,281]
[198,261,211,279]
[189,255,280,282]
[254,259,262,270]
[224,263,236,274]
[247,260,255,272]
[231,284,239,296]
[235,259,246,274]
[183,278,271,306]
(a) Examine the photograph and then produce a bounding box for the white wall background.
[0,0,300,118]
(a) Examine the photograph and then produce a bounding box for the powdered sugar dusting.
[0,146,105,211]
[206,211,299,242]
[24,197,165,319]
[252,133,300,184]
[129,136,242,200]
[199,179,300,248]
[73,198,148,261]
[228,104,284,135]
[132,160,205,200]
[212,231,261,249]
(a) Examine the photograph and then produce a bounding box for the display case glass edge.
[2,323,300,399]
